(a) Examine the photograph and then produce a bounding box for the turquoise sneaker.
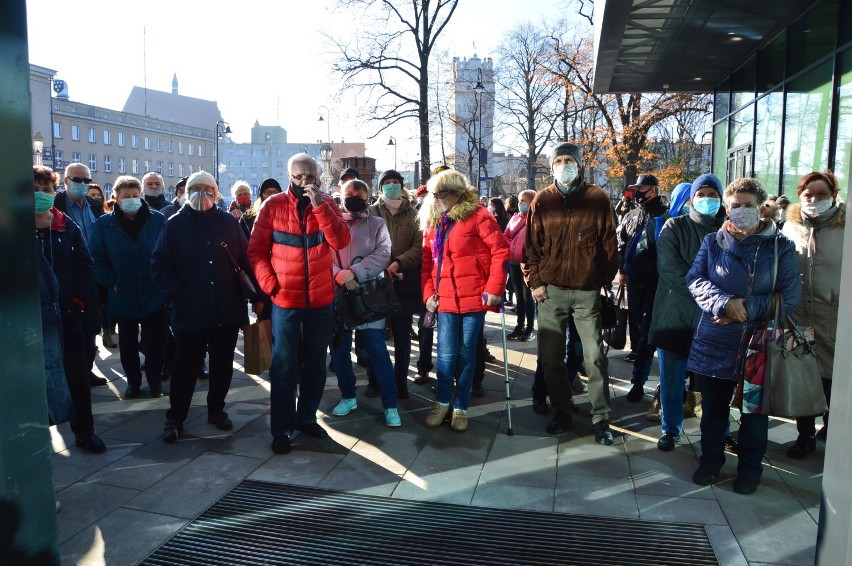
[332,398,357,416]
[385,408,401,427]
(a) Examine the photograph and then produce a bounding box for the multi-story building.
[450,55,494,195]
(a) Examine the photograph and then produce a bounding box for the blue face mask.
[693,197,720,216]
[120,197,143,214]
[382,184,402,200]
[680,204,691,216]
[519,203,530,214]
[69,181,88,199]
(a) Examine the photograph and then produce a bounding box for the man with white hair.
[248,153,350,455]
[142,171,168,211]
[152,170,257,443]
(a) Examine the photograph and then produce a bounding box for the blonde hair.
[519,189,536,202]
[724,178,768,207]
[231,180,251,198]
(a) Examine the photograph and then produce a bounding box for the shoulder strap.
[196,214,242,274]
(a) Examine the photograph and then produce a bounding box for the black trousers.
[795,377,832,436]
[166,326,239,424]
[416,302,434,374]
[116,309,166,388]
[61,314,95,435]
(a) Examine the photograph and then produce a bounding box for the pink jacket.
[504,212,527,264]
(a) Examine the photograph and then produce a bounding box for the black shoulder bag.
[334,251,400,330]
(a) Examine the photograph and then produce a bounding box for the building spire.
[172,73,178,95]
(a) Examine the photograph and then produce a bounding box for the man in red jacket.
[248,154,350,455]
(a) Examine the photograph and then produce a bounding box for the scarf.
[433,213,453,261]
[383,198,403,216]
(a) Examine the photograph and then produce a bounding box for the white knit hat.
[186,170,217,191]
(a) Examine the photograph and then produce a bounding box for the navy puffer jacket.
[686,223,802,381]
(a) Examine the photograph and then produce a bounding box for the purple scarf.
[433,213,453,261]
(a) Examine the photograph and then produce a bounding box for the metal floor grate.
[142,480,719,566]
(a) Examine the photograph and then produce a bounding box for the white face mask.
[553,164,578,187]
[801,199,833,217]
[729,207,761,232]
[178,193,187,206]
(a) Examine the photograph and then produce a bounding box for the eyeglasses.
[68,176,92,184]
[189,188,216,198]
[291,173,317,182]
[433,190,453,199]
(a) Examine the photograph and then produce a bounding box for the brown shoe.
[450,409,468,432]
[425,403,449,427]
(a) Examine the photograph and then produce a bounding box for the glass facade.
[713,0,850,199]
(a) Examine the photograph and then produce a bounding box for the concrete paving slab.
[637,493,728,525]
[554,476,640,519]
[55,481,140,544]
[248,449,345,485]
[395,463,481,505]
[52,442,142,492]
[704,524,749,566]
[472,483,555,512]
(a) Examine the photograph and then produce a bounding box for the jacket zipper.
[301,204,311,309]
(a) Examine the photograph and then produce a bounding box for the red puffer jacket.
[248,188,350,309]
[421,191,509,314]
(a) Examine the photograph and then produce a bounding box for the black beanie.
[378,169,404,187]
[260,178,282,192]
[550,142,583,168]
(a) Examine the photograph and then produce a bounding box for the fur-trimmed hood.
[785,201,846,229]
[418,188,481,230]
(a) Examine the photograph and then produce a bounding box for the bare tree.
[326,0,460,182]
[494,23,562,189]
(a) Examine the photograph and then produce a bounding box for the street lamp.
[319,142,334,191]
[214,120,232,185]
[387,136,397,170]
[473,68,485,196]
[318,106,331,143]
[32,131,44,166]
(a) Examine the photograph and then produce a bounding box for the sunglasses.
[433,190,453,199]
[291,173,317,182]
[68,176,92,184]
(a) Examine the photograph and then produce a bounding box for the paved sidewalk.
[53,312,823,565]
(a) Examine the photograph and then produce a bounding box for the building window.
[227,149,235,157]
[188,144,194,156]
[144,136,151,150]
[89,154,97,172]
[157,160,164,174]
[168,140,174,153]
[783,60,833,189]
[131,135,138,149]
[55,150,63,168]
[144,160,151,172]
[103,130,111,145]
[118,157,126,173]
[178,142,184,155]
[168,162,174,176]
[132,158,139,174]
[53,122,62,139]
[118,132,125,147]
[198,145,204,157]
[104,156,112,173]
[179,163,185,176]
[71,125,80,141]
[189,165,195,174]
[835,50,852,197]
[103,183,112,199]
[157,138,163,152]
[72,152,81,163]
[88,128,96,143]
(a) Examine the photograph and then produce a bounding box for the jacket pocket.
[577,225,596,247]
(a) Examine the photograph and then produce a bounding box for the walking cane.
[497,296,514,436]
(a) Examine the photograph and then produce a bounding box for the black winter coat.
[151,206,251,334]
[616,196,668,273]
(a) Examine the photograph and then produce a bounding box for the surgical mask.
[188,189,215,211]
[416,196,425,205]
[729,207,761,232]
[34,192,55,214]
[801,199,833,217]
[68,181,88,199]
[519,203,530,214]
[680,204,691,216]
[120,197,143,214]
[553,164,578,187]
[382,184,402,200]
[237,195,252,207]
[693,197,721,216]
[178,193,187,206]
[344,196,369,213]
[487,205,495,214]
[144,188,164,197]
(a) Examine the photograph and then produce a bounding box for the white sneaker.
[385,408,401,427]
[332,398,357,416]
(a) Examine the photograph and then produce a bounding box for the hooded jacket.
[686,222,802,381]
[522,181,618,291]
[370,196,423,315]
[89,202,168,319]
[421,190,509,314]
[781,201,845,380]
[247,186,350,310]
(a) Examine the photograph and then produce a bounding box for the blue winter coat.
[686,223,802,381]
[89,205,168,319]
[151,205,251,334]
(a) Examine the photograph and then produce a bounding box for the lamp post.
[32,131,44,166]
[214,120,231,186]
[318,106,333,190]
[387,136,397,170]
[473,68,485,197]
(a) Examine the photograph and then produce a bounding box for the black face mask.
[344,195,369,213]
[634,189,654,205]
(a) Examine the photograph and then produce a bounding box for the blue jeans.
[332,327,397,409]
[658,348,688,436]
[269,304,333,439]
[436,312,485,410]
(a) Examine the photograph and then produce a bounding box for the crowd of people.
[33,143,843,494]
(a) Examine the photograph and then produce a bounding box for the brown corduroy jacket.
[522,181,618,291]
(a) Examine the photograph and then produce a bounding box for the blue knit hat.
[690,174,723,200]
[669,182,691,215]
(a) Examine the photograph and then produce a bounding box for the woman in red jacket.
[420,169,509,432]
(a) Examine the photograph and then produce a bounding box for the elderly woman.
[420,169,509,432]
[370,170,423,399]
[687,178,801,495]
[505,189,537,341]
[152,171,255,443]
[33,166,105,453]
[781,171,845,458]
[89,175,168,399]
[330,179,400,426]
[229,180,253,219]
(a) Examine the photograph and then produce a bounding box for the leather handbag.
[603,284,627,350]
[766,315,826,418]
[336,274,401,329]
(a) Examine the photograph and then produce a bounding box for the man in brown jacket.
[522,142,618,444]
